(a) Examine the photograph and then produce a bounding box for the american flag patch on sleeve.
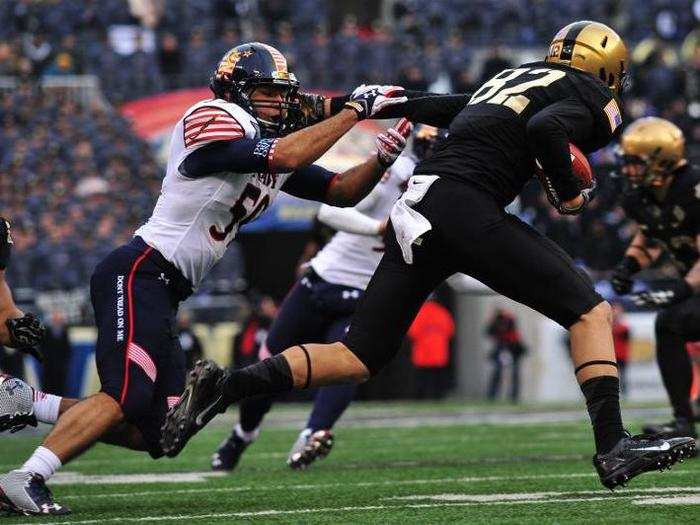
[603,99,622,133]
[183,106,244,148]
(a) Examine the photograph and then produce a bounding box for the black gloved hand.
[5,313,45,361]
[610,255,642,295]
[557,179,597,215]
[628,279,693,309]
[0,217,12,271]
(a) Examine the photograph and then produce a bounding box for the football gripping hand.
[345,84,408,120]
[610,256,642,295]
[376,119,413,168]
[0,217,12,271]
[5,313,45,361]
[557,179,597,215]
[628,280,693,309]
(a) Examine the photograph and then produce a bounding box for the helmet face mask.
[210,43,302,137]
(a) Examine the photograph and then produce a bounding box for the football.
[536,143,594,189]
[0,375,34,424]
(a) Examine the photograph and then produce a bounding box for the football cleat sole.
[160,360,226,458]
[288,430,334,470]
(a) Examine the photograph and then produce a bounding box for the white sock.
[33,390,62,424]
[234,423,260,443]
[21,446,62,481]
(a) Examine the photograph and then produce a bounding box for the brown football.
[536,143,594,189]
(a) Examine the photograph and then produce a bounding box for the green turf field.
[1,402,699,524]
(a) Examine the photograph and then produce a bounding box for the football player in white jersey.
[210,124,448,472]
[0,42,410,516]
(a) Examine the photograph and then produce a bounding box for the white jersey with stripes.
[310,153,416,290]
[135,98,292,288]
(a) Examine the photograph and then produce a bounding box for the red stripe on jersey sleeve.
[184,106,245,148]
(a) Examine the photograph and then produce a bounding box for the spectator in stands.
[233,294,278,369]
[486,308,527,403]
[408,297,455,399]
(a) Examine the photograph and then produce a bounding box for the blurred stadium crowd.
[1,0,700,296]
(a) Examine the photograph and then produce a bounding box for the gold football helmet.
[546,20,629,95]
[619,117,686,187]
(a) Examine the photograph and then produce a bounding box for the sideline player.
[211,124,450,472]
[609,117,700,440]
[0,42,410,516]
[163,22,696,490]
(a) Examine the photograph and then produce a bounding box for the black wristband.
[619,255,642,275]
[330,95,351,116]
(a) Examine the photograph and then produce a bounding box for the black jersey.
[414,61,623,206]
[622,165,700,274]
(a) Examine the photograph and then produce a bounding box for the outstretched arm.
[322,90,470,128]
[282,119,412,207]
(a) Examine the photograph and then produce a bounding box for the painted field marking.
[385,486,700,502]
[54,470,699,499]
[14,490,700,525]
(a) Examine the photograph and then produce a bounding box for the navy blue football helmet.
[210,42,301,136]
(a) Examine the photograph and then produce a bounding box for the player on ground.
[211,124,451,472]
[163,22,696,489]
[609,117,700,441]
[0,42,411,516]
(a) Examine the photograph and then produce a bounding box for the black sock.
[580,375,626,454]
[221,355,294,403]
[239,395,274,433]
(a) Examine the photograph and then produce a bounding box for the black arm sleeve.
[178,138,278,177]
[330,91,471,128]
[526,98,597,202]
[281,164,337,201]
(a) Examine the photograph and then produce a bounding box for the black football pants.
[344,178,603,375]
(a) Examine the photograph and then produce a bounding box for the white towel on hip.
[389,175,440,264]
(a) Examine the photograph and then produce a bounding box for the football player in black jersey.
[162,21,696,489]
[610,117,700,441]
[0,218,45,366]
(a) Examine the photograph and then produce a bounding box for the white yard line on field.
[14,490,700,525]
[54,470,699,499]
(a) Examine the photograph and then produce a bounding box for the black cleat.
[287,429,334,470]
[642,418,698,439]
[0,470,70,516]
[211,435,251,472]
[160,360,228,457]
[593,432,696,490]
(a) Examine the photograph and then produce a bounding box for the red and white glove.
[376,118,413,168]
